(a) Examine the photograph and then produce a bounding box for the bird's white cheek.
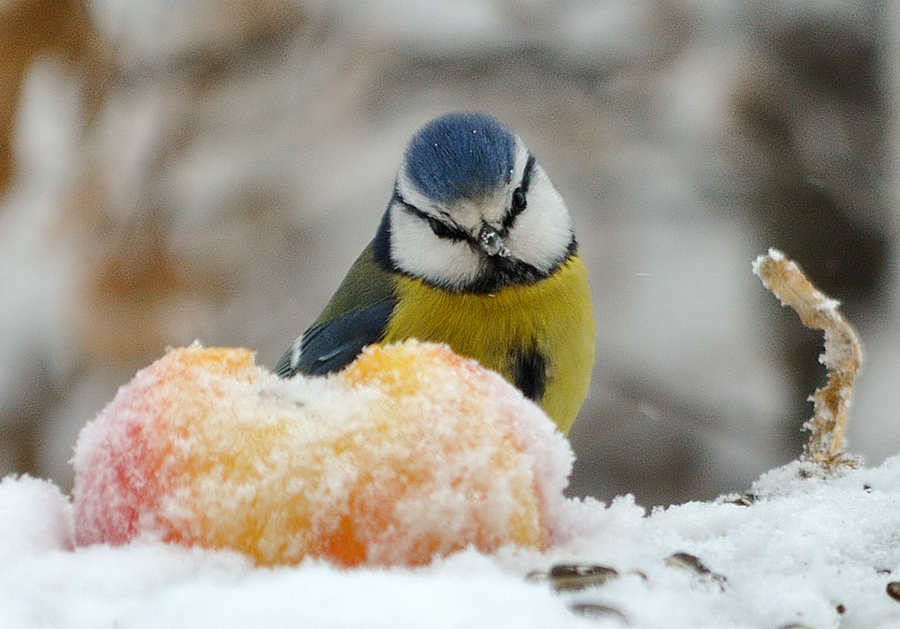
[507,178,573,271]
[390,210,482,287]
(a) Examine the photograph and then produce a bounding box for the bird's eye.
[427,216,454,239]
[511,188,527,213]
[504,187,527,229]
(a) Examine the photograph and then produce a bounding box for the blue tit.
[276,112,595,435]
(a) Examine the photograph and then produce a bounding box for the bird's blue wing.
[275,241,397,378]
[276,298,395,377]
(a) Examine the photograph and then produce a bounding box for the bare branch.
[753,249,863,469]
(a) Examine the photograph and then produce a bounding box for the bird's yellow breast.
[382,255,595,434]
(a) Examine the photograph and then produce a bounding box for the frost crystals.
[753,248,863,470]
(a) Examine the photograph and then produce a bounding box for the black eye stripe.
[503,153,536,229]
[519,153,536,194]
[393,190,469,242]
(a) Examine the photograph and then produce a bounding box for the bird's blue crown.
[403,112,516,204]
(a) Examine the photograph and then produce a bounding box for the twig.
[752,248,863,469]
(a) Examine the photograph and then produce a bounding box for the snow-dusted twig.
[752,248,863,469]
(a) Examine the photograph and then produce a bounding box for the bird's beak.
[478,223,509,258]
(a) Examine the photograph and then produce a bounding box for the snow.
[13,339,900,627]
[5,453,900,627]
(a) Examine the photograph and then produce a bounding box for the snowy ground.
[5,455,900,628]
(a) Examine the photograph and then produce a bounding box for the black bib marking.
[510,346,547,402]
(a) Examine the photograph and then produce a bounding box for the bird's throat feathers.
[382,254,595,433]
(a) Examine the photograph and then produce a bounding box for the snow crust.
[6,454,900,627]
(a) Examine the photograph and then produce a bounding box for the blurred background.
[0,0,897,507]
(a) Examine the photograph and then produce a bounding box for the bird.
[275,112,595,435]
